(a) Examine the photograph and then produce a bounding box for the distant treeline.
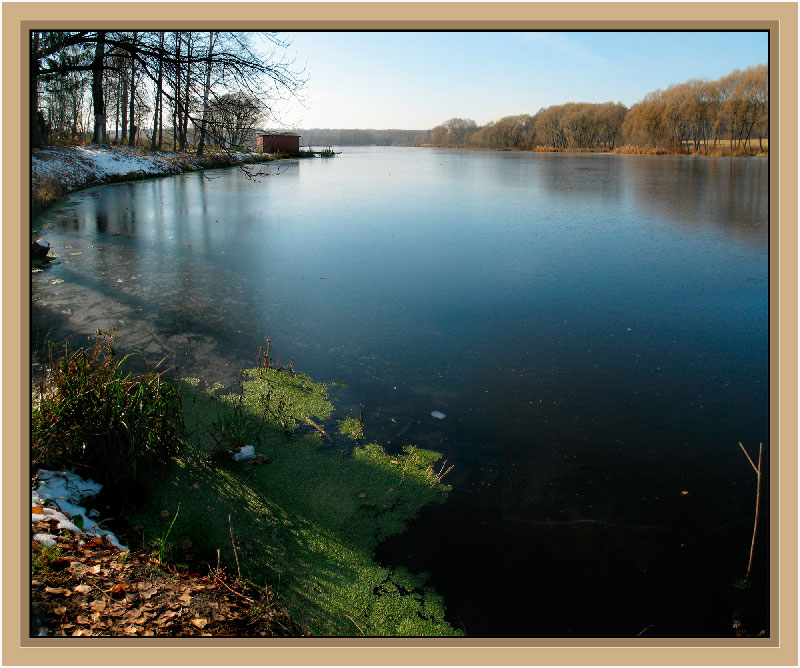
[294,128,427,146]
[296,65,767,155]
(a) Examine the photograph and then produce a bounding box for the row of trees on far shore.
[297,64,766,154]
[419,65,767,153]
[31,32,767,156]
[31,31,306,152]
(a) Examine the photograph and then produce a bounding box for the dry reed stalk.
[738,442,763,582]
[228,513,241,579]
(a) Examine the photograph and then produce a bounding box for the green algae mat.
[124,364,461,636]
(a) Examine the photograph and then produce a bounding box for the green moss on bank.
[123,365,461,636]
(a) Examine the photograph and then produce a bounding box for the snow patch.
[233,445,256,462]
[32,469,127,550]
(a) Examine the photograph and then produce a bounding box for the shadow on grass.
[122,365,462,637]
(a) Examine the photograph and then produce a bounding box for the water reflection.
[31,147,768,636]
[625,156,767,246]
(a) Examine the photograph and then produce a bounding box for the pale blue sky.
[268,31,768,129]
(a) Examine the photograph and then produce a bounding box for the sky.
[263,31,768,130]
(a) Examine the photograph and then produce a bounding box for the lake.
[31,146,769,636]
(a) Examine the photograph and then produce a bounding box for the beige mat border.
[3,3,796,665]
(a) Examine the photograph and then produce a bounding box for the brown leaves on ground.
[31,518,305,638]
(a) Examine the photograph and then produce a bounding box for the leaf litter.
[31,519,304,637]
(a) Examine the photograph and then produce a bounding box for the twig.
[738,442,758,474]
[211,571,254,603]
[636,624,654,637]
[304,417,332,441]
[429,459,454,487]
[228,514,241,579]
[345,613,364,635]
[739,442,763,582]
[90,582,114,602]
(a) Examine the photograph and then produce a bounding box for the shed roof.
[256,131,301,137]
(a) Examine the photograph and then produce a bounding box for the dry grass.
[32,175,70,213]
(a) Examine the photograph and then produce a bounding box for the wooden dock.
[300,146,341,157]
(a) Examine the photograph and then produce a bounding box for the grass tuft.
[31,330,185,497]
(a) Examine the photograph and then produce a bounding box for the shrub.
[32,330,185,496]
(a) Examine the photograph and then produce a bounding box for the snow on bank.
[32,144,265,197]
[32,145,176,192]
[32,469,127,550]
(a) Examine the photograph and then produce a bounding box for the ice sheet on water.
[431,411,446,419]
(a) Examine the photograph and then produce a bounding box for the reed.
[31,330,185,495]
[738,442,764,584]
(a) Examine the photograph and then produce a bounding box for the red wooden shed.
[256,131,301,155]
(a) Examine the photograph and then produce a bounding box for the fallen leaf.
[191,618,208,629]
[160,510,170,518]
[44,587,70,596]
[32,506,44,515]
[73,584,91,594]
[89,600,107,613]
[110,583,126,596]
[76,615,91,625]
[72,628,92,636]
[357,492,367,498]
[53,606,67,615]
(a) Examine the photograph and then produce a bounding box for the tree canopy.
[32,30,307,152]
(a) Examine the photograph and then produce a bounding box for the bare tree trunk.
[197,31,215,156]
[151,32,164,151]
[121,72,128,145]
[128,32,138,148]
[114,77,120,144]
[91,31,107,145]
[173,32,181,152]
[180,32,192,151]
[31,31,43,148]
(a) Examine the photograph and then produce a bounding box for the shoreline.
[398,143,769,157]
[31,145,285,215]
[30,347,462,637]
